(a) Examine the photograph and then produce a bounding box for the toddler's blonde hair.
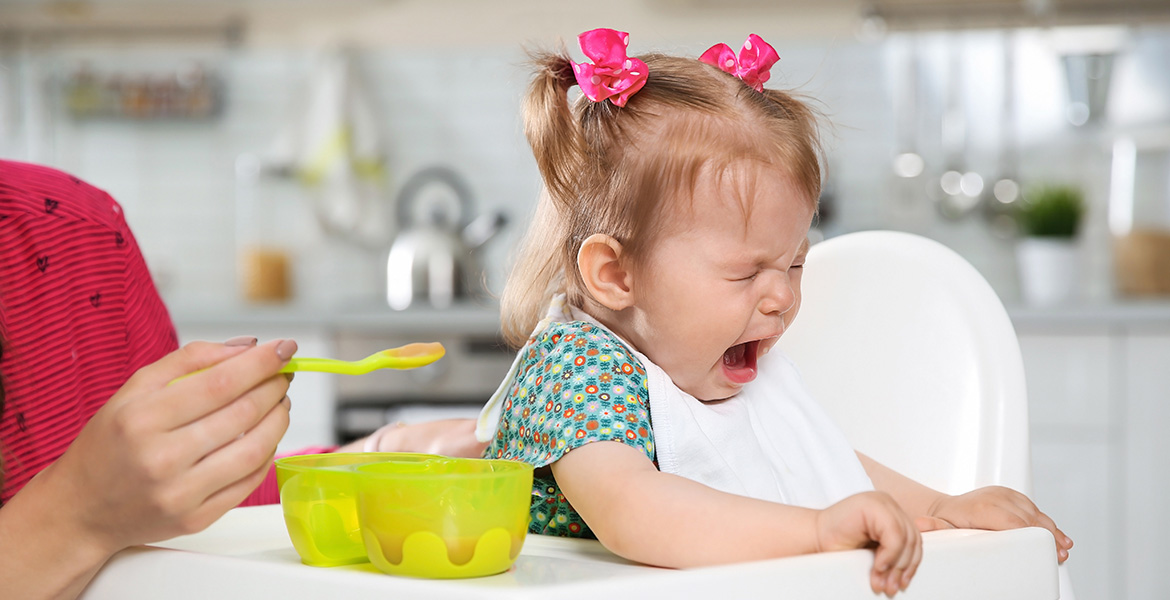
[500,50,823,349]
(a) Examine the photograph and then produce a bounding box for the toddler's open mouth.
[721,339,760,385]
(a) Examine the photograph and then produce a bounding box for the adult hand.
[65,337,295,550]
[816,491,925,597]
[927,485,1073,563]
[1,337,295,599]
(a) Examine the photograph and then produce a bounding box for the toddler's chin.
[688,381,742,403]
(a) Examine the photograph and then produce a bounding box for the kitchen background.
[2,1,1170,598]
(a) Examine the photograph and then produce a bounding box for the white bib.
[476,296,873,509]
[634,343,873,509]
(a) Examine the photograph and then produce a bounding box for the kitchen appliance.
[385,166,506,311]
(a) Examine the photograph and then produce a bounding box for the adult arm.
[0,338,293,600]
[857,452,1073,563]
[554,441,925,596]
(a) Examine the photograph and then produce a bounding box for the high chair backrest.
[776,230,1032,496]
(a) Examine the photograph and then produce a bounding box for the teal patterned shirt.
[483,320,654,538]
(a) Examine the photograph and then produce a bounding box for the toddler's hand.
[928,486,1073,563]
[374,418,488,458]
[816,491,922,597]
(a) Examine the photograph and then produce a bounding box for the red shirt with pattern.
[0,160,317,506]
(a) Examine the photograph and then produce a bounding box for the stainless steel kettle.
[385,166,506,310]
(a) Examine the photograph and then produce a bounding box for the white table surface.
[81,505,1059,600]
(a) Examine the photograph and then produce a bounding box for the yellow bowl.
[275,453,442,567]
[354,456,534,579]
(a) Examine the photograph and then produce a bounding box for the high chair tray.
[81,505,1058,599]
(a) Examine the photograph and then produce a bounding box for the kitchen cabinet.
[1019,328,1116,600]
[1121,332,1170,600]
[1015,307,1170,600]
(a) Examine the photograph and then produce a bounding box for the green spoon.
[280,342,445,375]
[169,342,444,385]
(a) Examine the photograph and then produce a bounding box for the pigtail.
[500,51,588,349]
[523,50,587,206]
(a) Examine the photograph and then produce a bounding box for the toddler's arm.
[857,453,1073,563]
[554,441,925,596]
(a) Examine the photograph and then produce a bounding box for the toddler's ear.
[578,233,634,311]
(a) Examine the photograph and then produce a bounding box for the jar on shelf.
[236,154,293,303]
[1110,134,1170,297]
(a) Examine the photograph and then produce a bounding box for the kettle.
[385,166,506,310]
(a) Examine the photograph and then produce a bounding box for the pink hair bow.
[699,34,780,92]
[571,28,648,107]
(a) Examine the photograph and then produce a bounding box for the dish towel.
[267,47,390,244]
[477,295,873,509]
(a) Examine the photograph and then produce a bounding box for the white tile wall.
[2,27,1168,314]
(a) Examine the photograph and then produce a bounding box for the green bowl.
[275,452,441,567]
[354,457,534,578]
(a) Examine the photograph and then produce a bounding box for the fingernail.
[225,335,258,347]
[275,339,298,361]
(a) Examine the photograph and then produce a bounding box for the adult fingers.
[120,339,257,395]
[170,455,275,538]
[177,375,291,458]
[158,339,297,430]
[187,394,290,501]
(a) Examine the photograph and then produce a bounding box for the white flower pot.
[1016,237,1080,306]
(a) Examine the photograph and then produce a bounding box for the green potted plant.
[1015,184,1086,306]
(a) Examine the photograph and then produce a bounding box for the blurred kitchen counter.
[1006,299,1170,330]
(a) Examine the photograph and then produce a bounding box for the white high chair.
[80,230,1066,600]
[777,229,1074,599]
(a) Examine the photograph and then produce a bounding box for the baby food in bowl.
[354,456,534,579]
[275,452,441,567]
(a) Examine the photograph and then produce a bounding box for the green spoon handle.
[280,357,351,374]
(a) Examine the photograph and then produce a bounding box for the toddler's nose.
[758,272,796,316]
